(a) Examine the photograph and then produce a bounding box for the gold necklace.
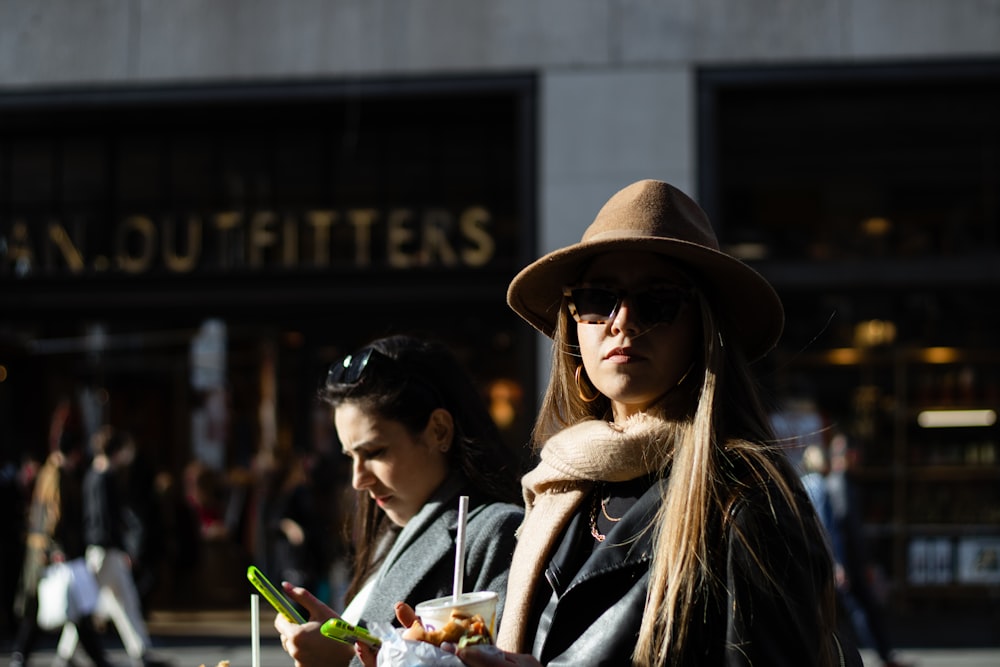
[589,485,622,542]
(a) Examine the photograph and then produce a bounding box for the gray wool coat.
[353,473,523,641]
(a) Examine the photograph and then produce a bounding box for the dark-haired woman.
[275,335,523,667]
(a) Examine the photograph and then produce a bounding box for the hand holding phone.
[320,618,382,649]
[246,565,307,624]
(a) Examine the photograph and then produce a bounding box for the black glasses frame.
[325,346,446,409]
[562,284,693,326]
[326,346,393,387]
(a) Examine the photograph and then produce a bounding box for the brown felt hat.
[507,179,784,360]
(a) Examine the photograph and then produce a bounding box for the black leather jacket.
[527,477,862,666]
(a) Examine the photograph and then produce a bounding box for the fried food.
[401,611,492,648]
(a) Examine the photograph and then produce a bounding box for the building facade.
[2,0,999,644]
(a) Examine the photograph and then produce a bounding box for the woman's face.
[336,402,451,527]
[574,251,699,421]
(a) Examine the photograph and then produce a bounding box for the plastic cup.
[414,591,499,637]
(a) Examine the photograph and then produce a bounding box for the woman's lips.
[605,347,640,362]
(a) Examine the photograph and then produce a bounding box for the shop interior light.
[488,378,522,429]
[861,216,892,236]
[920,346,960,364]
[853,319,897,347]
[824,347,861,365]
[917,409,997,428]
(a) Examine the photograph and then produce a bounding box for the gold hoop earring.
[575,365,601,403]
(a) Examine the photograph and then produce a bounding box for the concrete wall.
[4,1,1000,84]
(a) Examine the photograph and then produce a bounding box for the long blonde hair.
[535,288,837,666]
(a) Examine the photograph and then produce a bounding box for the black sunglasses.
[562,285,692,326]
[326,346,444,406]
[326,346,393,387]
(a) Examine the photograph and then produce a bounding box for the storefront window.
[0,79,537,601]
[699,61,1000,621]
[700,62,1000,264]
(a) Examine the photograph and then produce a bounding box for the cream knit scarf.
[497,413,674,652]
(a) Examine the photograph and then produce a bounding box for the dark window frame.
[697,59,1000,291]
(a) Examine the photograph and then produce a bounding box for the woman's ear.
[426,408,455,452]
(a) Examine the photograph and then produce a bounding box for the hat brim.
[507,236,784,361]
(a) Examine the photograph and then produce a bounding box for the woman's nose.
[610,295,641,335]
[351,460,373,490]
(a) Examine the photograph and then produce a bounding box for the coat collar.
[359,472,468,624]
[379,471,467,573]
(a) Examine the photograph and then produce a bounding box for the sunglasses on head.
[327,346,392,387]
[326,346,445,407]
[562,284,693,326]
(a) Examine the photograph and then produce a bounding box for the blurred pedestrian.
[255,448,323,590]
[10,402,115,667]
[53,427,168,667]
[800,444,846,568]
[117,437,164,615]
[182,460,227,540]
[301,439,353,608]
[150,471,201,609]
[828,433,913,667]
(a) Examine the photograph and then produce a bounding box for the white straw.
[453,495,469,602]
[251,593,261,667]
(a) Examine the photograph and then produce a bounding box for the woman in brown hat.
[449,180,860,666]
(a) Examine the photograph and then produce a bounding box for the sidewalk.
[2,610,997,667]
[5,642,1000,667]
[147,609,279,638]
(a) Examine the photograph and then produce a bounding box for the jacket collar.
[531,479,664,658]
[547,478,663,595]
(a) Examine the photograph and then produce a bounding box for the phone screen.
[320,618,382,649]
[246,565,307,624]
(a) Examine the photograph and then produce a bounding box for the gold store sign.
[2,205,497,276]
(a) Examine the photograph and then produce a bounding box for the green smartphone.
[320,617,382,649]
[246,565,307,624]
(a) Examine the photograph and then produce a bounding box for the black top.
[83,466,124,549]
[525,475,656,649]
